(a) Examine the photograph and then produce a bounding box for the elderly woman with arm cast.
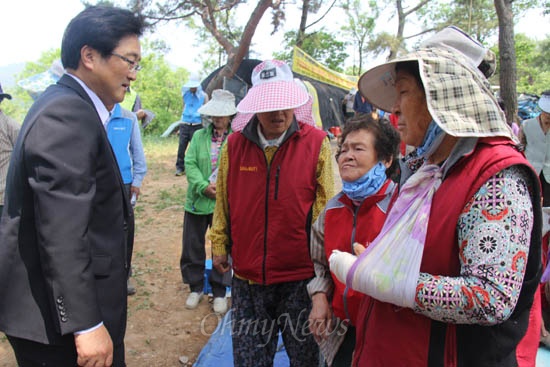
[330,26,542,367]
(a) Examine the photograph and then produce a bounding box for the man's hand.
[130,186,141,200]
[213,254,231,273]
[308,292,334,342]
[74,325,113,367]
[203,183,216,200]
[135,109,146,121]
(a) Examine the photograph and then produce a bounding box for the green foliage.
[154,186,187,210]
[490,33,550,95]
[188,8,244,72]
[274,29,348,72]
[133,40,188,136]
[340,0,378,75]
[2,49,61,122]
[419,0,538,43]
[419,0,498,42]
[19,50,60,79]
[141,135,180,181]
[3,41,186,135]
[515,34,550,95]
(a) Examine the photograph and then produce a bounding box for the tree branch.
[404,27,436,39]
[403,0,431,17]
[199,1,235,53]
[306,0,338,30]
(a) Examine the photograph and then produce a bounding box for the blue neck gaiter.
[342,161,387,202]
[416,120,444,157]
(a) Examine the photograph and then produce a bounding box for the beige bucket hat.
[198,89,237,117]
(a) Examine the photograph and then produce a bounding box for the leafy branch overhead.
[127,0,290,93]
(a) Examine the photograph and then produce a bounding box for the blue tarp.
[193,310,290,367]
[538,347,550,366]
[193,311,550,367]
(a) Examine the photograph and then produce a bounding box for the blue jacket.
[181,88,206,124]
[106,104,147,186]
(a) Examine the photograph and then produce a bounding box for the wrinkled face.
[212,115,231,131]
[391,69,433,147]
[257,109,294,140]
[541,111,550,126]
[338,129,387,182]
[89,34,141,110]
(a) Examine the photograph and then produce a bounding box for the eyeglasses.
[111,53,142,72]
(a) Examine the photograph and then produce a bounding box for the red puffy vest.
[324,180,396,325]
[226,122,326,285]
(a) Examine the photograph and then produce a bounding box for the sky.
[0,0,301,74]
[1,0,548,76]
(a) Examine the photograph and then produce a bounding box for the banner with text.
[292,46,358,91]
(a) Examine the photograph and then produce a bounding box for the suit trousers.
[180,210,226,297]
[175,124,203,171]
[123,183,135,277]
[541,172,550,207]
[7,335,125,367]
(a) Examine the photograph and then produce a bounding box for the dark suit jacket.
[0,75,131,346]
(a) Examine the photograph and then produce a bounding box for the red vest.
[324,180,396,325]
[353,138,541,367]
[227,122,326,285]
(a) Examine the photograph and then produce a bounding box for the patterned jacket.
[353,137,541,367]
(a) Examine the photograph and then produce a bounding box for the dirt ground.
[0,136,342,367]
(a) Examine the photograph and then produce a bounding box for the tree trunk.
[204,0,274,95]
[388,0,405,60]
[357,41,362,76]
[494,0,518,124]
[296,0,310,47]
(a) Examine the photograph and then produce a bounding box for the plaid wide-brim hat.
[358,47,514,140]
[198,89,237,117]
[236,60,309,114]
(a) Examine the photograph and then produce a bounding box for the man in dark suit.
[0,6,144,367]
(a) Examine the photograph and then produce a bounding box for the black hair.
[336,114,401,179]
[61,6,145,70]
[395,61,424,93]
[542,90,550,97]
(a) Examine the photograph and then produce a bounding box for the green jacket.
[184,124,231,214]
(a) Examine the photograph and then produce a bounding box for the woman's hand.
[308,292,334,342]
[203,183,216,199]
[353,242,366,255]
[213,254,231,273]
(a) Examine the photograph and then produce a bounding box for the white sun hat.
[198,89,237,117]
[183,74,201,88]
[539,92,550,113]
[236,59,309,114]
